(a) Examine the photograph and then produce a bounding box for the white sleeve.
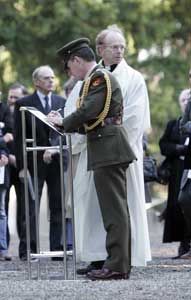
[123,74,150,146]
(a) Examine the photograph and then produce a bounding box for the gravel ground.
[1,205,191,300]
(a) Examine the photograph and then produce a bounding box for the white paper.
[180,137,190,161]
[0,166,5,184]
[25,107,65,136]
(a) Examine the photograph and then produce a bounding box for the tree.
[0,0,190,149]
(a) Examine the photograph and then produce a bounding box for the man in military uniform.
[48,38,136,280]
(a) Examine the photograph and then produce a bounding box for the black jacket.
[14,91,66,172]
[0,102,13,188]
[159,118,187,242]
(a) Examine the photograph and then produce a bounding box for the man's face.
[180,96,189,113]
[8,88,24,107]
[99,32,126,66]
[179,89,190,113]
[67,57,85,80]
[35,67,55,94]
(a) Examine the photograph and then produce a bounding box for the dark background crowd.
[0,1,191,281]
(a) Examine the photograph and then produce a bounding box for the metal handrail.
[20,106,76,280]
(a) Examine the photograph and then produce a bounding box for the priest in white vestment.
[67,26,151,268]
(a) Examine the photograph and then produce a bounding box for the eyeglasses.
[39,76,55,81]
[9,96,20,100]
[104,44,126,51]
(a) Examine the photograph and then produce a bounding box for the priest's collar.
[101,61,117,72]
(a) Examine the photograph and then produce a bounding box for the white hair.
[32,65,54,81]
[179,88,191,102]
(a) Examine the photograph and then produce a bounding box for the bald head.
[96,25,126,66]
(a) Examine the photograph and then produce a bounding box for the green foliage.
[0,0,190,150]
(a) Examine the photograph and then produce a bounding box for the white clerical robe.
[113,59,151,265]
[69,60,152,266]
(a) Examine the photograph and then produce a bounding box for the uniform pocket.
[87,128,120,168]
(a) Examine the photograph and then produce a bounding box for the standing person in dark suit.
[14,65,67,260]
[0,149,11,261]
[176,86,191,259]
[0,97,13,261]
[6,83,28,244]
[48,38,136,280]
[159,89,190,258]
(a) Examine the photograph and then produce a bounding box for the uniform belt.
[103,116,122,125]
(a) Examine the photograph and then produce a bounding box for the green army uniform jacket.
[62,65,136,170]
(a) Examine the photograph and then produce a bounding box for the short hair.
[96,24,125,55]
[179,88,191,102]
[9,82,28,96]
[69,47,95,63]
[32,65,54,81]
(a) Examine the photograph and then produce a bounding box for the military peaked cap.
[57,38,90,69]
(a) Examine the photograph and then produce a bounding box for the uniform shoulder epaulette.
[76,69,112,131]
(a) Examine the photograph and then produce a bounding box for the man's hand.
[47,111,63,126]
[19,169,26,178]
[3,133,13,143]
[0,154,9,166]
[9,154,16,167]
[18,169,31,179]
[43,149,59,164]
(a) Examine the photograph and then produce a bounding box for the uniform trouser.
[93,164,131,274]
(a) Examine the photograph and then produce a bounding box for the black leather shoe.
[87,268,130,281]
[20,254,27,261]
[77,260,104,275]
[172,240,190,259]
[180,250,191,259]
[77,264,95,275]
[178,240,190,256]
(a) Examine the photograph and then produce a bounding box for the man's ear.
[34,79,40,88]
[96,45,102,57]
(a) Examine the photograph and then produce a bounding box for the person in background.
[6,83,28,244]
[176,74,191,259]
[63,76,78,99]
[0,91,13,261]
[159,88,190,258]
[0,149,11,261]
[7,83,28,114]
[143,133,152,203]
[62,76,79,251]
[14,66,67,260]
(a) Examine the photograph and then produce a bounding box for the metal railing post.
[21,108,32,279]
[31,115,40,279]
[59,136,67,279]
[19,107,76,280]
[68,135,76,279]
